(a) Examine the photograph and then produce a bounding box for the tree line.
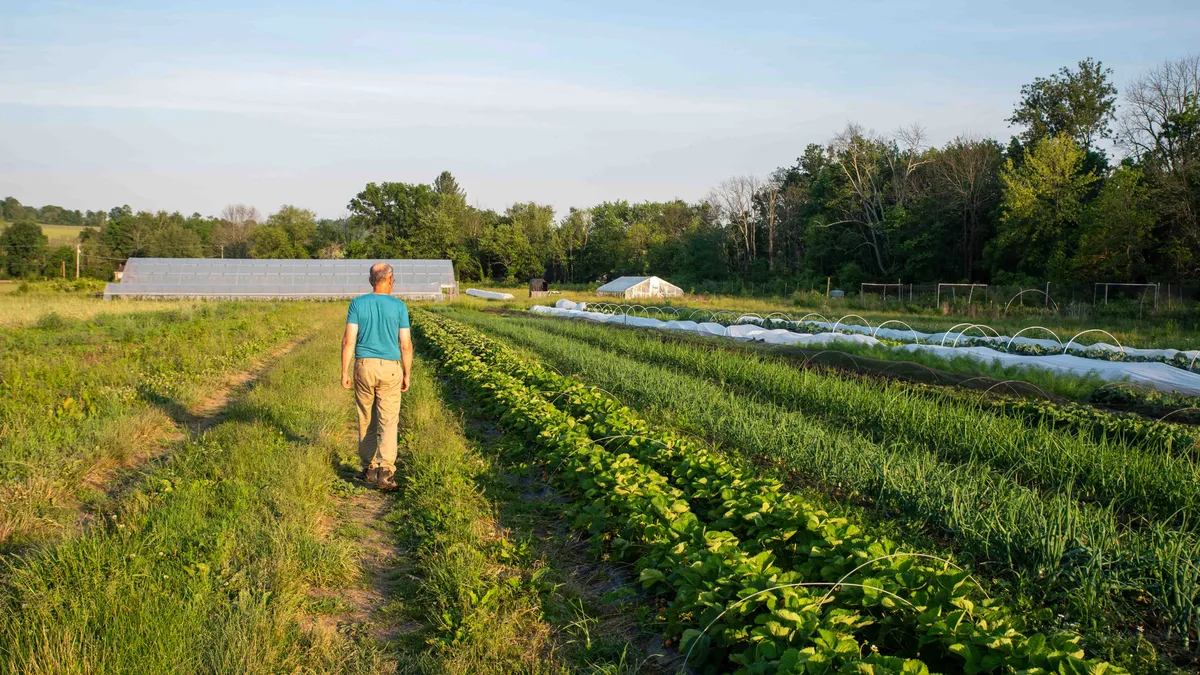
[2,55,1197,289]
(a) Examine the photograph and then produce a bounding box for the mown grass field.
[2,286,1196,674]
[40,224,88,246]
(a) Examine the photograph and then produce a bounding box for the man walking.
[341,262,412,491]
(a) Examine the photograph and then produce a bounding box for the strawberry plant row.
[416,310,1126,675]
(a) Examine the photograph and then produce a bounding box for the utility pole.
[75,243,81,279]
[220,244,224,259]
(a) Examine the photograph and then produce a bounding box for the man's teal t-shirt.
[347,294,410,361]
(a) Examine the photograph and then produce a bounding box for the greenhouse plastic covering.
[465,288,515,300]
[531,303,1200,395]
[105,258,455,300]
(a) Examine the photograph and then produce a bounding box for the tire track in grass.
[76,328,322,534]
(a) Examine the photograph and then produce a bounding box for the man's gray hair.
[369,263,393,287]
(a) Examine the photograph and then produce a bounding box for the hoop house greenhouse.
[595,276,683,299]
[103,258,457,300]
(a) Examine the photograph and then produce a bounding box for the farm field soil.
[491,308,1114,403]
[467,288,1200,352]
[414,310,1160,675]
[444,307,1196,673]
[500,310,1199,454]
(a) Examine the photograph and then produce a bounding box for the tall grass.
[447,308,1200,651]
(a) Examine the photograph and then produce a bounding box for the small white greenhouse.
[595,276,683,299]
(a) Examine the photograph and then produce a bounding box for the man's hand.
[342,371,353,390]
[401,372,410,392]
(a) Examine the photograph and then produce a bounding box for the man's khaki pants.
[353,358,403,475]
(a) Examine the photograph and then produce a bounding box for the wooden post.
[75,243,81,279]
[61,260,66,279]
[826,277,831,298]
[1045,281,1050,309]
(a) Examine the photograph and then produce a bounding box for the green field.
[1,288,1196,673]
[39,223,88,246]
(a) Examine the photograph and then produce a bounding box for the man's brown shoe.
[376,468,399,492]
[364,467,379,485]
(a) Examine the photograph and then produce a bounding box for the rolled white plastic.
[466,289,515,300]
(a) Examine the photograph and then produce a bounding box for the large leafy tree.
[0,221,48,277]
[1009,57,1117,149]
[480,222,540,281]
[1070,166,1155,281]
[348,182,457,259]
[147,222,204,258]
[989,135,1098,280]
[930,136,1004,281]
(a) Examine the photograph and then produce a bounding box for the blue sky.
[1,0,1198,219]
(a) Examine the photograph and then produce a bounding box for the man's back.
[347,293,410,361]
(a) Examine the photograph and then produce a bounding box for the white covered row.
[529,304,1200,395]
[466,288,515,300]
[779,319,1199,363]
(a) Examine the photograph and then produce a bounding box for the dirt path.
[305,483,412,647]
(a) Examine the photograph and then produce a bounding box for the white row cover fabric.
[803,320,1200,362]
[529,304,1200,395]
[465,289,515,300]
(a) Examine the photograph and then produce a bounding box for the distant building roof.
[596,276,656,293]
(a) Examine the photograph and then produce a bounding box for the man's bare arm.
[399,327,413,392]
[341,323,358,389]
